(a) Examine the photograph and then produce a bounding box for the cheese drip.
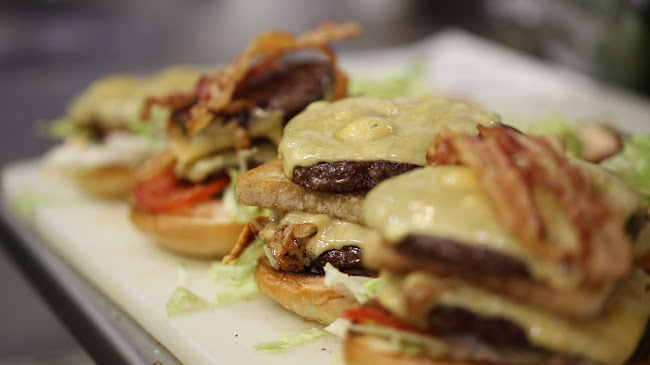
[364,166,644,289]
[378,269,650,365]
[277,212,369,258]
[279,96,500,179]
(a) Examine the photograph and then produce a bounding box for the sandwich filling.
[233,211,370,274]
[43,67,206,171]
[279,96,501,192]
[134,22,360,214]
[347,124,650,365]
[366,268,650,365]
[364,165,644,290]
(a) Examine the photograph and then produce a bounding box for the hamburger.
[227,96,503,324]
[42,66,206,199]
[342,124,650,365]
[129,21,361,257]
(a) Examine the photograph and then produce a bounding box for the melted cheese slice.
[378,269,650,365]
[278,96,500,179]
[169,108,283,168]
[68,66,209,127]
[364,165,644,289]
[274,211,369,258]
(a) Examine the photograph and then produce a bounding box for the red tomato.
[133,166,229,213]
[342,304,430,335]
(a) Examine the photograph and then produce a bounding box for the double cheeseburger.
[42,66,206,199]
[129,22,361,257]
[227,96,503,324]
[343,124,650,365]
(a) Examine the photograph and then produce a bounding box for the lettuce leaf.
[12,191,49,216]
[349,60,429,98]
[165,287,214,317]
[125,105,169,139]
[601,134,650,203]
[175,261,188,287]
[324,317,352,338]
[223,168,269,224]
[509,116,582,158]
[34,117,81,140]
[254,328,326,351]
[210,241,264,304]
[323,263,379,304]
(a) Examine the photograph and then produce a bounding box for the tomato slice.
[342,303,429,335]
[133,165,229,213]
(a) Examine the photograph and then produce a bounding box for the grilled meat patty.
[293,160,419,193]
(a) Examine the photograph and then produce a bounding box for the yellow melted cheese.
[378,269,650,365]
[169,107,283,168]
[278,96,500,179]
[278,212,369,258]
[364,165,644,289]
[174,141,277,183]
[68,66,209,127]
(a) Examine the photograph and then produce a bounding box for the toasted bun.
[254,257,356,325]
[344,331,478,365]
[237,158,365,224]
[76,165,135,199]
[345,330,650,365]
[129,200,244,257]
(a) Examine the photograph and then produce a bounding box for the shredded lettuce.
[12,191,49,216]
[125,105,169,139]
[175,261,188,287]
[35,105,168,141]
[34,117,81,140]
[254,328,326,351]
[349,59,429,98]
[323,263,379,304]
[222,148,270,223]
[509,116,582,158]
[210,241,264,304]
[165,287,214,317]
[324,317,352,338]
[223,168,269,224]
[601,134,650,203]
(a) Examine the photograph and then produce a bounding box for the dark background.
[0,0,648,363]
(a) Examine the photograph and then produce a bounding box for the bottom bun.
[344,331,477,365]
[129,201,244,257]
[76,165,135,199]
[254,257,356,325]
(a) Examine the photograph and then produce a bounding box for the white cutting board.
[2,30,650,365]
[2,161,343,365]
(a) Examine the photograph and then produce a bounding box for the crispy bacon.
[222,216,269,265]
[222,218,321,271]
[427,124,631,286]
[141,21,361,137]
[269,223,318,271]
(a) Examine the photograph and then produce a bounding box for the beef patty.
[293,160,419,193]
[397,234,531,278]
[311,245,368,275]
[170,60,333,133]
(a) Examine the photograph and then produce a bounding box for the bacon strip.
[222,216,269,265]
[427,124,630,286]
[142,21,361,136]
